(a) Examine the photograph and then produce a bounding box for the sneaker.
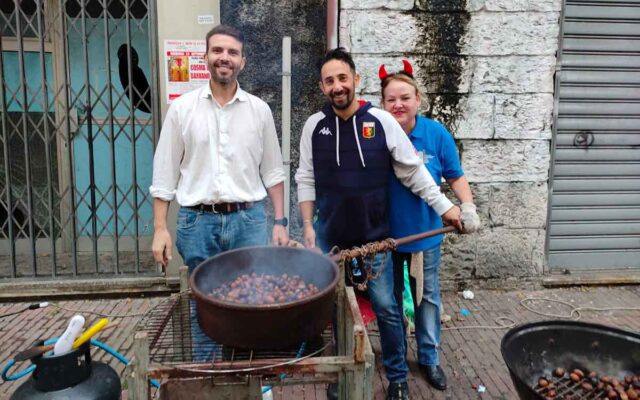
[386,381,410,400]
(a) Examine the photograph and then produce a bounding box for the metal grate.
[534,373,639,400]
[1,0,159,278]
[136,291,334,368]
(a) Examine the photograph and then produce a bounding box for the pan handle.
[394,225,458,246]
[328,225,459,261]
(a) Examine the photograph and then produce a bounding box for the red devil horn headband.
[379,59,414,82]
[402,59,413,77]
[378,64,389,81]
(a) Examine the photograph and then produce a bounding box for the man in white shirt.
[150,25,288,273]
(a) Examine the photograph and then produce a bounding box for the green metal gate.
[0,0,160,278]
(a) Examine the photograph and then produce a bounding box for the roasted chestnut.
[209,273,320,305]
[582,382,593,392]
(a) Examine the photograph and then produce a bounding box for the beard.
[329,88,354,110]
[209,61,239,85]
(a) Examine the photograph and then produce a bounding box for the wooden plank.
[132,332,150,400]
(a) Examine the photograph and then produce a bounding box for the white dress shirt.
[150,84,285,206]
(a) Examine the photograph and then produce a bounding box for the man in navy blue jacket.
[295,48,462,400]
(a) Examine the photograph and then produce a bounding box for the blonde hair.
[381,73,422,102]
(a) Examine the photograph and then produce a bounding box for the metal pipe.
[102,0,120,274]
[0,26,17,277]
[148,0,162,276]
[544,0,568,271]
[394,225,457,247]
[58,0,79,275]
[124,0,141,273]
[37,0,58,276]
[15,0,39,275]
[330,226,458,262]
[80,0,100,273]
[326,0,338,50]
[148,0,161,147]
[281,37,291,232]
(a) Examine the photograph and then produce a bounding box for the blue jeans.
[175,202,268,361]
[366,251,409,383]
[317,233,408,383]
[393,245,442,366]
[176,201,268,274]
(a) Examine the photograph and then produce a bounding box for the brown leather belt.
[187,202,254,214]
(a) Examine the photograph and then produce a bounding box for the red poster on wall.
[164,39,210,103]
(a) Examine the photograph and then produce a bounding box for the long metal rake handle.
[333,225,459,262]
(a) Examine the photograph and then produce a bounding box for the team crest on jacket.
[362,122,375,139]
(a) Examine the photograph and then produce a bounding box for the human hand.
[460,202,481,233]
[303,223,316,249]
[272,225,289,246]
[151,227,173,269]
[441,205,462,232]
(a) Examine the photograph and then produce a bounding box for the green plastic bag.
[403,260,415,330]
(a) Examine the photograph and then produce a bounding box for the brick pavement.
[1,285,639,399]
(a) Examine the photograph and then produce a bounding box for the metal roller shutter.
[548,0,640,271]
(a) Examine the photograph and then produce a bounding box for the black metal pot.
[190,246,339,349]
[501,320,640,400]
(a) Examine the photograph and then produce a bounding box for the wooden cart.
[125,265,374,400]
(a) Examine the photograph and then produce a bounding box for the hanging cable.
[0,303,49,320]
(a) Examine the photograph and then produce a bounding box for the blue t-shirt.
[388,116,464,252]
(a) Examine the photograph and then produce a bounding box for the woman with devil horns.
[379,60,481,391]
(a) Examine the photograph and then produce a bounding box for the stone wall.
[221,0,327,240]
[340,0,561,284]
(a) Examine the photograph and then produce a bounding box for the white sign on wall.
[197,15,215,25]
[164,39,210,104]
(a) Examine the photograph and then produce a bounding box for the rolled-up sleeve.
[259,104,286,189]
[294,117,317,203]
[149,104,184,201]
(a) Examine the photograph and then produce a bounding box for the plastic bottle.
[262,387,273,400]
[351,258,365,285]
[53,315,85,356]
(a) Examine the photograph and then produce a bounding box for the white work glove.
[460,202,481,233]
